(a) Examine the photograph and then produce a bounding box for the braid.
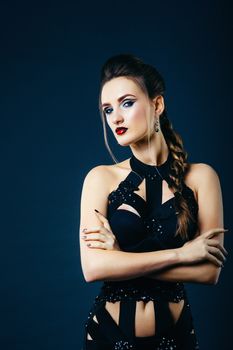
[160,109,196,240]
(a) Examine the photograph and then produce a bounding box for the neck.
[130,132,169,166]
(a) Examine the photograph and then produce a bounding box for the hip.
[83,296,199,349]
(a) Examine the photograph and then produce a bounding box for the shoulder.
[186,162,220,184]
[84,159,131,187]
[80,161,130,220]
[80,165,114,220]
[82,164,113,191]
[84,164,110,180]
[82,159,128,188]
[187,162,223,236]
[184,162,221,200]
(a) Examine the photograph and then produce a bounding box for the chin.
[117,140,132,147]
[115,131,147,146]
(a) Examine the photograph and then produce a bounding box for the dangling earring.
[154,118,160,132]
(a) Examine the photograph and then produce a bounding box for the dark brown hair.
[98,53,197,240]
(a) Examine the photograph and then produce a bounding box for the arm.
[145,262,221,284]
[79,166,183,282]
[145,163,226,284]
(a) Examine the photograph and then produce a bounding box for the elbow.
[81,250,117,282]
[205,266,222,285]
[82,261,103,283]
[83,271,95,283]
[208,271,221,285]
[84,271,101,283]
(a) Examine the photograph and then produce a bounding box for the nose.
[111,110,124,125]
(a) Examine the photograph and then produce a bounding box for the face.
[100,77,156,147]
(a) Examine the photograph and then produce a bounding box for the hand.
[178,227,228,267]
[81,210,121,251]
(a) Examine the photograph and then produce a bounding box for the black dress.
[82,152,200,349]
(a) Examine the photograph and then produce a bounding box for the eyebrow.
[101,94,136,108]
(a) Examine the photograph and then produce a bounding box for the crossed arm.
[79,163,227,285]
[145,259,222,284]
[147,163,225,284]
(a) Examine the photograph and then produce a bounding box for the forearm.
[82,248,182,282]
[145,261,222,284]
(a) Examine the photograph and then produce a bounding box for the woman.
[79,54,228,350]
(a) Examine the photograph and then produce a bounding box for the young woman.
[79,54,228,350]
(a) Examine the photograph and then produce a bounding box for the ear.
[152,95,165,117]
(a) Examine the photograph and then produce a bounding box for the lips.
[115,127,128,135]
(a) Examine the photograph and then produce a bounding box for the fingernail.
[82,235,86,239]
[82,228,87,232]
[94,209,99,213]
[87,243,91,247]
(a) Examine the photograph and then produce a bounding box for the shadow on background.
[0,0,232,349]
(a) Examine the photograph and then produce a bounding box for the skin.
[101,76,168,165]
[79,76,228,339]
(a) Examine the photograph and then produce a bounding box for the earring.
[154,118,160,132]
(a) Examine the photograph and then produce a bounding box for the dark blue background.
[1,0,232,349]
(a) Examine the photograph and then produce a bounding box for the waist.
[95,277,186,304]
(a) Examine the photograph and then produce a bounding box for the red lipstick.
[115,127,128,135]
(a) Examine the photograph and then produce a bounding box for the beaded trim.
[95,280,186,304]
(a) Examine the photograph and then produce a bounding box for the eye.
[122,99,135,108]
[103,99,135,116]
[103,107,113,115]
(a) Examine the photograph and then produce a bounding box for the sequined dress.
[82,152,200,349]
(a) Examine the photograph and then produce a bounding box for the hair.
[98,53,196,240]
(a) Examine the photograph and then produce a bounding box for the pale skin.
[79,76,228,338]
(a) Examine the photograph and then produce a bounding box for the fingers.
[82,231,118,251]
[82,233,107,243]
[94,210,112,232]
[207,246,226,264]
[86,241,107,250]
[81,209,112,234]
[82,226,109,234]
[207,239,228,256]
[206,252,223,267]
[203,228,229,239]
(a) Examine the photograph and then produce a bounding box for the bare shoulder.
[79,160,130,243]
[80,164,115,232]
[186,162,224,238]
[83,164,112,187]
[82,159,130,200]
[184,162,221,201]
[185,162,220,183]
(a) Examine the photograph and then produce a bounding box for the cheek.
[128,105,148,127]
